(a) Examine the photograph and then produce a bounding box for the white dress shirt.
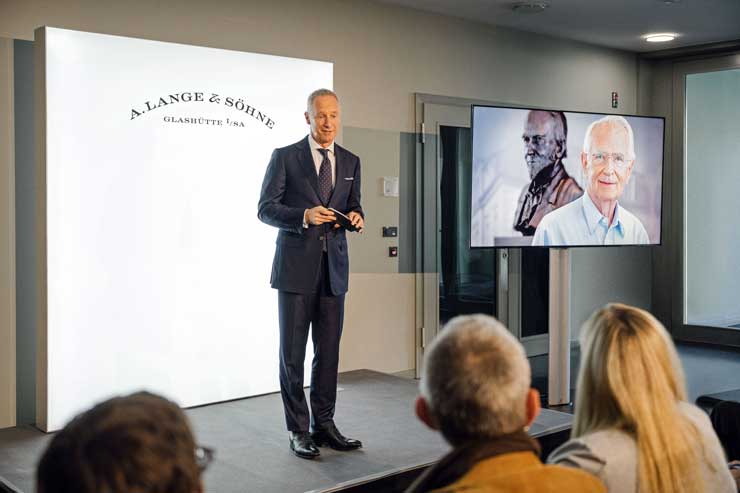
[303,134,337,228]
[531,192,650,246]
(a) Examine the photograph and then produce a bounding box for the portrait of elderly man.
[513,110,583,236]
[532,115,650,246]
[405,314,604,493]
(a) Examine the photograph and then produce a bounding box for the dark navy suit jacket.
[258,136,363,295]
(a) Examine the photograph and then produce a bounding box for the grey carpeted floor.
[189,370,450,492]
[0,370,576,493]
[0,370,445,492]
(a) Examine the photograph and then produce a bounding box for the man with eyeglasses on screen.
[532,115,649,246]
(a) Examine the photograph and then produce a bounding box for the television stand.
[548,248,572,406]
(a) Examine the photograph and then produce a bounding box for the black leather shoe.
[311,423,362,451]
[289,431,320,459]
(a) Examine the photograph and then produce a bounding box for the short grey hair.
[306,88,339,114]
[420,314,531,445]
[583,115,635,160]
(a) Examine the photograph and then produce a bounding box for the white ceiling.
[373,0,740,53]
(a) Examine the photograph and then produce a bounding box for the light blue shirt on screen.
[531,192,650,246]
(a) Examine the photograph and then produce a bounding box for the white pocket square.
[344,177,354,181]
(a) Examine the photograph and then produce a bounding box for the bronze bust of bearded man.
[514,110,582,236]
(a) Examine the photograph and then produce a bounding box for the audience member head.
[574,303,702,493]
[37,392,208,493]
[415,314,540,447]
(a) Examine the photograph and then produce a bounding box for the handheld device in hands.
[329,208,360,232]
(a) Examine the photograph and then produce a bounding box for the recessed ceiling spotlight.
[658,0,682,4]
[511,2,550,14]
[644,33,677,43]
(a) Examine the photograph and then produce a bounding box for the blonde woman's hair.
[573,303,705,493]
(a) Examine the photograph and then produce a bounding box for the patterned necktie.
[317,148,333,204]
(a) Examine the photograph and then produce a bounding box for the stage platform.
[0,370,573,493]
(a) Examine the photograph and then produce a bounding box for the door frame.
[413,93,549,376]
[669,54,740,347]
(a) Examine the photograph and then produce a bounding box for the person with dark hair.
[36,392,210,493]
[514,110,582,235]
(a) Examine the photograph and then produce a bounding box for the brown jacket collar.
[404,429,540,493]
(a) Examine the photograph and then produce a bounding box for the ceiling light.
[511,2,550,14]
[644,33,677,43]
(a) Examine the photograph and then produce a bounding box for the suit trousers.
[278,252,345,432]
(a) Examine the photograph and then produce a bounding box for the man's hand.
[305,206,336,226]
[348,211,364,232]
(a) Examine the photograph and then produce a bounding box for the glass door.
[418,101,480,365]
[438,124,496,325]
[685,68,740,330]
[671,55,740,346]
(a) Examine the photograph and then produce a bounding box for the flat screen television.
[470,105,664,248]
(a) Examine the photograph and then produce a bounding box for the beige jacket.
[548,402,735,493]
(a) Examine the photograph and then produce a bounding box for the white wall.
[0,0,646,424]
[341,274,415,373]
[0,0,637,132]
[570,247,652,341]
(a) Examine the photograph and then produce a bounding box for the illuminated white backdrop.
[41,27,332,431]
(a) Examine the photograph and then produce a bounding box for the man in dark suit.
[258,89,364,459]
